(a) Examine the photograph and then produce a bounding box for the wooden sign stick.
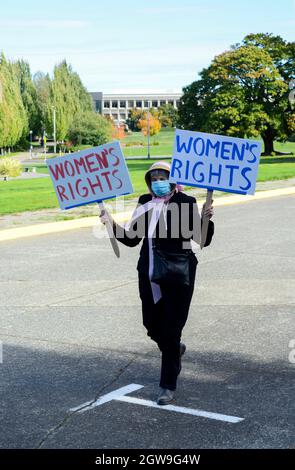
[200,190,213,250]
[98,202,120,258]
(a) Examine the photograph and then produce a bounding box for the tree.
[138,115,161,136]
[126,108,146,131]
[16,60,41,137]
[178,34,295,155]
[68,111,113,146]
[51,60,92,141]
[158,103,178,127]
[0,54,100,150]
[0,53,27,149]
[240,33,295,82]
[34,71,53,136]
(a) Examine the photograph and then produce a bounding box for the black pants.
[138,254,197,391]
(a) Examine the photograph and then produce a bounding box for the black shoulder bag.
[151,242,191,286]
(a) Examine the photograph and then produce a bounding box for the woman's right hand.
[201,199,214,219]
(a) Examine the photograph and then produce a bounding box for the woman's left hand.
[99,209,113,226]
[202,200,214,219]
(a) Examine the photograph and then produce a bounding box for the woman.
[100,161,214,405]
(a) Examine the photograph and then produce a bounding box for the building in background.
[90,91,182,124]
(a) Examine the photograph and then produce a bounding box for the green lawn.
[124,128,174,144]
[122,129,174,156]
[257,156,295,181]
[0,137,295,216]
[60,130,174,157]
[121,131,295,158]
[50,130,295,158]
[0,159,163,215]
[0,178,59,214]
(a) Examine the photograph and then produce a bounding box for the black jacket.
[115,191,214,273]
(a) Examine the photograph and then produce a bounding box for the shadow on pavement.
[1,342,294,449]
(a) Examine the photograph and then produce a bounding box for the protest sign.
[170,129,262,195]
[46,141,133,257]
[169,129,262,247]
[46,141,133,210]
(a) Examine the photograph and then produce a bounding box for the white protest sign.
[46,141,133,210]
[169,129,262,195]
[170,129,262,249]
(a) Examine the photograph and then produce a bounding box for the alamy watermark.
[92,197,202,244]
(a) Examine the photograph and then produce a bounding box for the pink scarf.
[125,189,177,303]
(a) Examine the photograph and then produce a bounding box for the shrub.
[0,157,22,177]
[68,111,113,146]
[112,124,126,140]
[138,116,161,136]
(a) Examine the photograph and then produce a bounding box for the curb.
[0,186,294,243]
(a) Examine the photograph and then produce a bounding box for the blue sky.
[0,0,294,93]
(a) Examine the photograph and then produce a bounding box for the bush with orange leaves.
[112,123,126,140]
[138,114,161,136]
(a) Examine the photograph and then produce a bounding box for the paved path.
[0,194,294,448]
[3,171,49,181]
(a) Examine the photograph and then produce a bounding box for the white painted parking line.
[70,384,244,423]
[118,395,243,423]
[69,384,144,413]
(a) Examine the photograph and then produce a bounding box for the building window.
[152,100,158,107]
[95,100,101,112]
[112,113,118,120]
[144,101,149,108]
[136,101,142,108]
[104,101,110,108]
[160,100,166,106]
[168,100,174,106]
[111,101,118,108]
[128,100,134,108]
[120,114,126,120]
[176,100,180,107]
[120,101,126,108]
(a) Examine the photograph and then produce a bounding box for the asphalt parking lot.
[0,194,294,449]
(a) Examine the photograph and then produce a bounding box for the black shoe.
[178,342,186,375]
[157,388,174,406]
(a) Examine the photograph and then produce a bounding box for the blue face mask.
[151,180,171,197]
